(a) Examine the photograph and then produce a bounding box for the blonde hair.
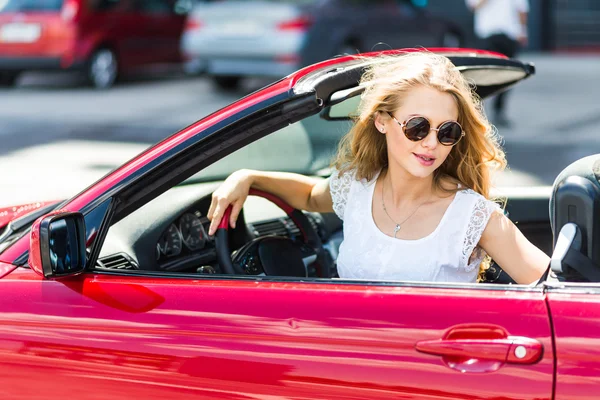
[332,51,506,280]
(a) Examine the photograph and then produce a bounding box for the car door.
[546,285,600,399]
[133,0,186,64]
[82,0,149,70]
[0,266,553,399]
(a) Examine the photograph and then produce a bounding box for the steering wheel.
[214,189,333,278]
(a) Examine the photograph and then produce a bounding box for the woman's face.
[377,85,459,179]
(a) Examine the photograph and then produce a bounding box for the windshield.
[188,112,353,183]
[0,0,64,12]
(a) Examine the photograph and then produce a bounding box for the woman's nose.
[421,129,438,149]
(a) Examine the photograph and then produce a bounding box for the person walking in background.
[466,0,529,127]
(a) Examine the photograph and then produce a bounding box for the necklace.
[381,175,430,239]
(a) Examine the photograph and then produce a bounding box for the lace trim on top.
[329,168,354,220]
[461,191,501,272]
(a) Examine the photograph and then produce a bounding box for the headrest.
[550,154,600,232]
[550,154,600,270]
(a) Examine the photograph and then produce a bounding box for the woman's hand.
[207,169,253,236]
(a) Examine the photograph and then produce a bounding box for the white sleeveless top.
[329,168,501,283]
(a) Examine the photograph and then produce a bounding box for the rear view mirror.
[321,96,361,121]
[29,212,86,279]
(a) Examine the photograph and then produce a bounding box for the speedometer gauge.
[158,223,182,257]
[179,213,207,251]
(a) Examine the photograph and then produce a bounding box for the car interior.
[87,54,600,287]
[94,88,567,285]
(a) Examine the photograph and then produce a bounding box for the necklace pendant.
[393,224,401,238]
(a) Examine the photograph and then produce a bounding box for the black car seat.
[550,155,600,282]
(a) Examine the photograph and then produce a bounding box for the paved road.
[0,53,599,207]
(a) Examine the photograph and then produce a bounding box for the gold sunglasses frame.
[387,112,465,146]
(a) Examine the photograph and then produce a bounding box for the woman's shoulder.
[329,166,379,220]
[439,179,503,221]
[453,187,503,230]
[457,187,501,208]
[330,166,379,186]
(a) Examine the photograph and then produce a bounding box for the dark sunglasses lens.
[438,122,462,145]
[404,117,430,141]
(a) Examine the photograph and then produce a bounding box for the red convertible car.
[0,48,598,400]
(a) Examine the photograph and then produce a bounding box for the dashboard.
[97,181,342,275]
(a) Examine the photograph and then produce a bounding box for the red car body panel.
[0,13,74,60]
[547,292,600,399]
[0,200,58,229]
[0,267,553,400]
[0,260,17,278]
[0,0,185,72]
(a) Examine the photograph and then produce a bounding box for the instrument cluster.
[156,210,211,261]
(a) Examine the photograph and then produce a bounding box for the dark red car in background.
[0,0,189,89]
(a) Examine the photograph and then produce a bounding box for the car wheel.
[88,48,118,89]
[213,76,241,91]
[0,72,20,87]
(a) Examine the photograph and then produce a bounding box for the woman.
[207,51,549,284]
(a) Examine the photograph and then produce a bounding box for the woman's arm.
[251,170,333,213]
[207,169,333,235]
[478,211,550,284]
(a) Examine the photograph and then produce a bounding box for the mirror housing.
[29,211,86,279]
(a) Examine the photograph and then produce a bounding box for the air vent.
[252,214,323,240]
[251,219,288,237]
[284,217,301,238]
[96,253,138,270]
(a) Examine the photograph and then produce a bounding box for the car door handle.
[415,336,543,364]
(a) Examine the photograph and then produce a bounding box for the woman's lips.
[413,153,436,166]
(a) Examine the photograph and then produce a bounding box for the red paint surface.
[0,268,553,399]
[0,260,17,279]
[547,291,600,400]
[0,201,58,230]
[0,1,185,71]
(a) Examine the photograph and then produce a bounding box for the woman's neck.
[385,165,435,207]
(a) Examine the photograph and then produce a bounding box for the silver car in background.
[181,0,464,90]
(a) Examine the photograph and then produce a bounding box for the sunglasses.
[387,112,465,146]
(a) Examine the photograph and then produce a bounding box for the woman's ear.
[374,111,387,134]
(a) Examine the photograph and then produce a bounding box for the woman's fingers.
[229,198,245,229]
[208,199,226,236]
[207,196,217,222]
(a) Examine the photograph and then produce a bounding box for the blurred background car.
[181,0,465,90]
[0,0,190,89]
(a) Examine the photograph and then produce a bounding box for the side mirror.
[29,211,86,279]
